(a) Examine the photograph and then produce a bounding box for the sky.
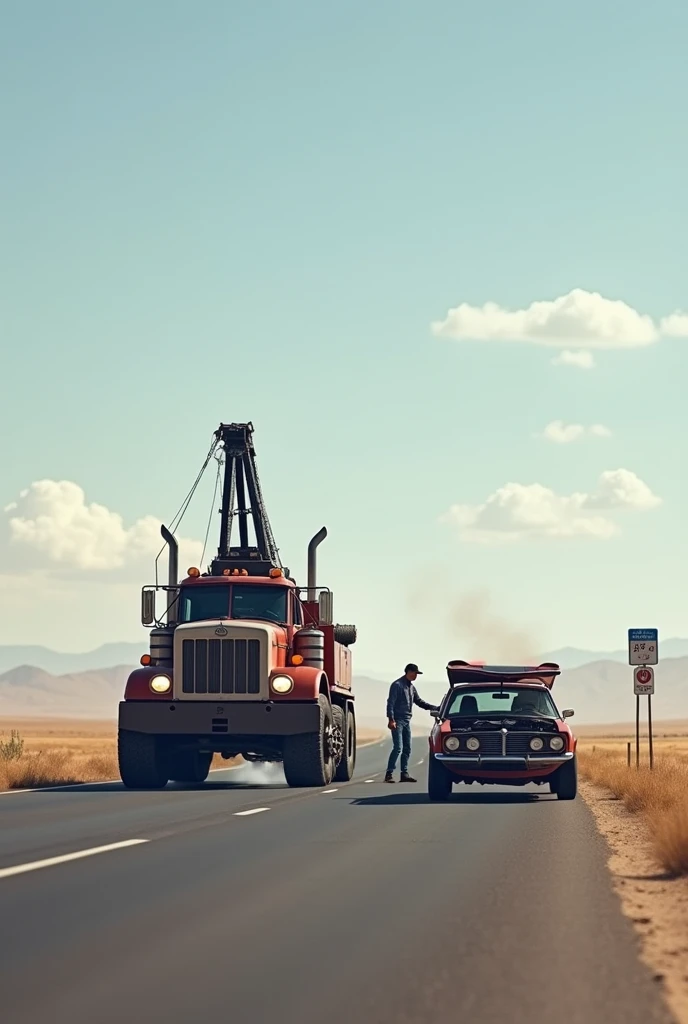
[1,0,687,678]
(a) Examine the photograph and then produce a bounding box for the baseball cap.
[405,663,422,674]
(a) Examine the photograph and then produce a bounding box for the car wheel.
[554,756,577,800]
[428,755,452,802]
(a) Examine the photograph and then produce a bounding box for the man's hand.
[388,718,396,730]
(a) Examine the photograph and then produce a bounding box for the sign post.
[628,630,658,769]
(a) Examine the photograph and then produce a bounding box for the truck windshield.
[446,687,557,718]
[179,584,288,624]
[231,585,287,623]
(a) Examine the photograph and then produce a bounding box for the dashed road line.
[322,789,338,794]
[0,840,149,881]
[234,807,271,817]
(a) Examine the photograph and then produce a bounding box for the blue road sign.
[628,629,658,642]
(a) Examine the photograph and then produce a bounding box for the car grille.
[181,638,261,695]
[447,731,560,756]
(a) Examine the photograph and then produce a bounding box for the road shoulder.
[581,779,688,1024]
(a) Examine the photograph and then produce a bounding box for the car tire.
[554,756,577,800]
[428,755,453,802]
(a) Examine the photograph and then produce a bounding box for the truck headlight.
[150,675,171,694]
[271,675,294,694]
[529,737,544,751]
[444,735,460,752]
[466,737,480,751]
[549,735,565,751]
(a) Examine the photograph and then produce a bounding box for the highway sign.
[628,628,658,666]
[633,666,655,695]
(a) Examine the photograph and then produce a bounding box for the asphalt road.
[0,739,674,1024]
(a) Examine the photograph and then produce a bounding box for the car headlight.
[529,736,544,751]
[549,735,565,751]
[444,735,460,752]
[150,674,171,694]
[271,675,294,694]
[466,736,480,752]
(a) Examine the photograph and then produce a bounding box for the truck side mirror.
[141,589,156,626]
[318,590,333,625]
[562,708,574,719]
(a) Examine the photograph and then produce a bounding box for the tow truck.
[118,421,358,790]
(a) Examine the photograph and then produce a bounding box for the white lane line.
[322,788,338,794]
[0,839,148,881]
[234,807,270,817]
[364,779,375,783]
[417,759,424,765]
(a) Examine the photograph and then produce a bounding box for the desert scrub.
[580,747,688,877]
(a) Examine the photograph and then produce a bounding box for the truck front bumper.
[119,700,321,737]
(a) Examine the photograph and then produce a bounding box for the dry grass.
[0,717,383,792]
[579,741,688,876]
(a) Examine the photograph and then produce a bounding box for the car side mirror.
[562,709,574,719]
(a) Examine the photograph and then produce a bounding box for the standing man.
[385,663,439,783]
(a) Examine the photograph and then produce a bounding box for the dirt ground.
[581,777,688,1024]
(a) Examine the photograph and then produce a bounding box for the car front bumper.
[434,752,574,770]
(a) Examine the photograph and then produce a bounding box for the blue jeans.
[387,719,412,774]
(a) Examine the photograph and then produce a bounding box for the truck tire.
[427,755,452,802]
[282,695,335,788]
[334,624,357,646]
[168,749,212,784]
[118,729,169,789]
[331,705,345,769]
[553,757,577,800]
[334,706,356,782]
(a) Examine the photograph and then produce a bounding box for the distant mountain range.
[0,641,686,725]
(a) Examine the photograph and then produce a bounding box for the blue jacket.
[386,676,438,721]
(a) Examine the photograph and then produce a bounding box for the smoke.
[406,572,541,665]
[446,589,539,663]
[229,759,286,786]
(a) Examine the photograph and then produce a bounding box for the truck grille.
[181,638,261,695]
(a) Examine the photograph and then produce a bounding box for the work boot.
[399,772,417,783]
[384,771,395,783]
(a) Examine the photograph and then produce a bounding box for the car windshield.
[179,584,288,624]
[445,686,557,718]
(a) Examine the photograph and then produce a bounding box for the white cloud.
[540,420,611,443]
[4,480,202,574]
[432,288,688,351]
[553,349,595,369]
[442,469,660,544]
[660,312,688,337]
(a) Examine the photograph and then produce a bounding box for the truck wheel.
[334,706,356,782]
[282,695,335,787]
[428,755,452,802]
[331,706,345,768]
[554,757,577,800]
[118,729,169,789]
[168,750,212,784]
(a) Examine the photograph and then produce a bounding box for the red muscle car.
[427,661,577,801]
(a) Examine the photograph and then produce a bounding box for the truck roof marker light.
[291,654,304,666]
[140,654,151,666]
[269,568,283,578]
[187,567,200,577]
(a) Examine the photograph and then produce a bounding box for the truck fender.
[270,666,329,702]
[124,666,171,700]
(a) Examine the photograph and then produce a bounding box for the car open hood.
[446,661,561,690]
